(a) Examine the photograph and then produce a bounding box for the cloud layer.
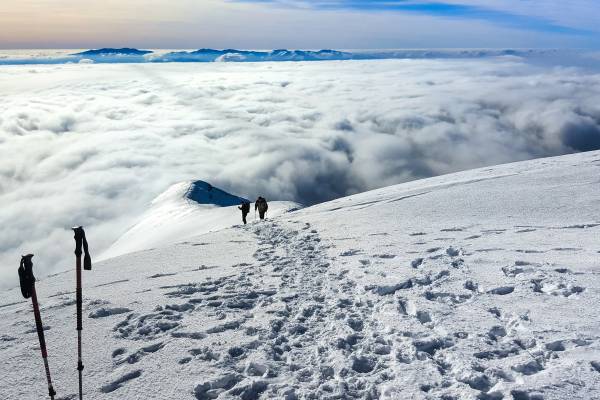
[1,58,600,288]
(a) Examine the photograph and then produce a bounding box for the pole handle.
[72,226,92,271]
[18,254,35,299]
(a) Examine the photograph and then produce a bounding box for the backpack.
[256,197,268,213]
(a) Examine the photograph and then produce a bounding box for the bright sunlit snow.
[1,151,599,399]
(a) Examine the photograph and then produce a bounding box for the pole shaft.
[76,254,84,399]
[76,255,82,331]
[31,286,56,399]
[43,358,56,400]
[78,330,83,399]
[31,287,47,357]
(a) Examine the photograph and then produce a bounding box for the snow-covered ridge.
[174,180,249,207]
[102,180,300,260]
[0,47,589,65]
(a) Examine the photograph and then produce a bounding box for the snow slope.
[102,180,300,260]
[1,151,600,399]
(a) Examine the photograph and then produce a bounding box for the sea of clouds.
[1,57,600,288]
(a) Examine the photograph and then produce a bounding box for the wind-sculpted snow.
[0,151,599,398]
[2,59,600,286]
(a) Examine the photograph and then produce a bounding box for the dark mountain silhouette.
[73,48,153,56]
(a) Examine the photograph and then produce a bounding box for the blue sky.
[1,0,598,49]
[235,0,587,34]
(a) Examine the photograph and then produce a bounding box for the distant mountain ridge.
[72,48,153,56]
[0,47,576,65]
[159,48,350,62]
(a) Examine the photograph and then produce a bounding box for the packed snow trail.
[246,220,392,399]
[1,151,600,399]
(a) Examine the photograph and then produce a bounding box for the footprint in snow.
[530,279,584,297]
[424,291,472,304]
[486,286,515,295]
[446,247,461,257]
[113,342,165,365]
[113,310,182,340]
[89,307,132,319]
[373,254,396,259]
[511,360,544,376]
[100,369,142,393]
[510,389,545,400]
[171,331,207,340]
[554,268,572,274]
[340,249,362,257]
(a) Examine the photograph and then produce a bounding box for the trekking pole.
[72,226,92,400]
[18,254,57,400]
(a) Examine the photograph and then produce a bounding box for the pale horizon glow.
[1,0,599,49]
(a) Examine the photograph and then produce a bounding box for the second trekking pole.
[73,226,92,400]
[18,254,57,400]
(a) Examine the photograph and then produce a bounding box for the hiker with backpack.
[238,201,250,224]
[255,196,268,220]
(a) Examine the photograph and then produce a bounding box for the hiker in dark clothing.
[255,196,268,220]
[238,201,250,224]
